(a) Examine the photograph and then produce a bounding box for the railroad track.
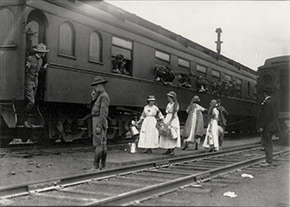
[0,144,288,206]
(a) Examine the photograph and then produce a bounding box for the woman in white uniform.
[203,99,220,152]
[137,95,164,154]
[159,91,181,156]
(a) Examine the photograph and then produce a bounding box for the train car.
[0,0,258,145]
[257,55,290,145]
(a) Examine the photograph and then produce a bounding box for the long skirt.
[138,117,159,149]
[202,119,219,151]
[159,114,181,149]
[183,111,204,144]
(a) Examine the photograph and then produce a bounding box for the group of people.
[136,92,229,155]
[196,75,239,97]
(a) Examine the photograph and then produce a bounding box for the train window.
[211,69,220,82]
[89,31,102,63]
[59,21,75,57]
[236,78,242,97]
[196,64,207,77]
[177,58,190,68]
[155,50,170,62]
[112,36,132,76]
[112,36,132,50]
[247,82,251,97]
[224,74,232,81]
[0,7,15,46]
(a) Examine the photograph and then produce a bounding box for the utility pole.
[215,28,223,60]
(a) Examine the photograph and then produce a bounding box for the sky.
[106,1,290,70]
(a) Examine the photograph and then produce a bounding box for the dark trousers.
[94,137,107,169]
[261,132,273,164]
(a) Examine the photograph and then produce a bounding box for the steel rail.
[0,143,260,199]
[85,149,289,206]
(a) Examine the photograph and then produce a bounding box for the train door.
[26,10,48,101]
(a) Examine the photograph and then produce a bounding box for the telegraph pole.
[215,28,223,60]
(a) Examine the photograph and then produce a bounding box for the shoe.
[260,162,271,167]
[182,142,189,151]
[260,147,265,151]
[24,121,32,128]
[195,143,199,150]
[169,149,175,156]
[162,149,171,155]
[147,149,152,154]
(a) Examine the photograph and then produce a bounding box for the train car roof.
[49,0,256,75]
[258,55,290,70]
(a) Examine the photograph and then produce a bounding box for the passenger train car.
[257,56,290,145]
[0,0,258,145]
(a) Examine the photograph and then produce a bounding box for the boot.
[146,149,152,154]
[101,151,107,169]
[94,151,102,169]
[169,148,175,156]
[182,142,189,150]
[195,142,198,150]
[162,149,171,155]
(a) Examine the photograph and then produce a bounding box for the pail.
[128,142,137,153]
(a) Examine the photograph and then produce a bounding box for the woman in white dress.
[182,95,206,150]
[203,99,220,152]
[159,91,181,156]
[137,95,164,154]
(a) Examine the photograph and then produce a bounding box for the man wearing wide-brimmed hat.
[24,43,49,128]
[90,76,110,170]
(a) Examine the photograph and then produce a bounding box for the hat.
[147,95,156,101]
[192,95,200,103]
[167,91,177,99]
[26,28,37,35]
[33,43,49,53]
[90,76,108,86]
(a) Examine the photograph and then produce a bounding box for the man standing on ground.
[90,76,110,170]
[257,88,279,166]
[216,99,228,148]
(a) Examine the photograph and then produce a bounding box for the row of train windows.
[0,8,256,98]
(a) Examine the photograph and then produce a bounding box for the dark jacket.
[257,96,279,133]
[217,105,228,127]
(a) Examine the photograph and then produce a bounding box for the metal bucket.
[128,142,137,153]
[130,125,139,137]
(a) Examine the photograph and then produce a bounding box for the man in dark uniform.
[257,87,279,166]
[24,43,49,128]
[217,99,228,148]
[90,76,110,170]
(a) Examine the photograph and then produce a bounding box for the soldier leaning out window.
[112,54,130,75]
[196,75,209,93]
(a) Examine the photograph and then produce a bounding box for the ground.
[0,137,289,206]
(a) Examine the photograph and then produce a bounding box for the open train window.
[196,64,207,78]
[111,36,132,76]
[58,21,75,58]
[89,31,102,63]
[211,69,220,83]
[0,7,15,47]
[155,50,170,62]
[177,58,190,68]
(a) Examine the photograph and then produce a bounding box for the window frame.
[0,7,16,48]
[155,50,170,63]
[58,21,76,59]
[196,64,207,77]
[177,57,190,69]
[88,30,103,64]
